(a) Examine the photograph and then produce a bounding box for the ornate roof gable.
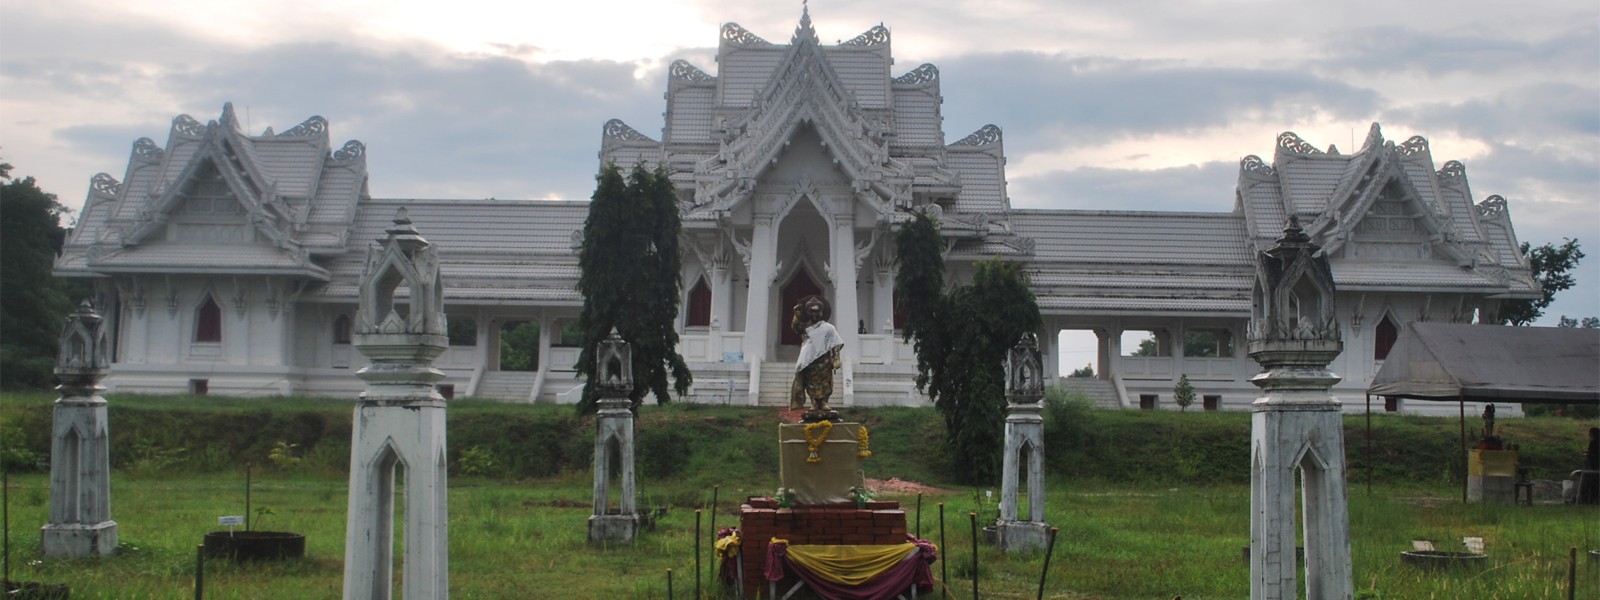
[691,8,912,216]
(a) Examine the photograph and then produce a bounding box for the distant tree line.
[0,163,86,389]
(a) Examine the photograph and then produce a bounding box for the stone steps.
[474,370,537,401]
[1057,377,1120,409]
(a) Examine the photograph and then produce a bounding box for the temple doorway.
[779,267,823,346]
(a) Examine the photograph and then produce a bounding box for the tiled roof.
[1332,262,1501,289]
[349,199,588,257]
[1011,210,1251,266]
[822,48,888,109]
[667,86,716,144]
[946,149,1006,215]
[1278,157,1347,215]
[91,243,315,273]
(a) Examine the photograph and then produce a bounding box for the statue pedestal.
[588,514,639,545]
[41,521,117,557]
[778,423,865,505]
[992,520,1050,552]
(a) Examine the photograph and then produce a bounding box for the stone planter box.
[1400,550,1486,570]
[202,531,306,561]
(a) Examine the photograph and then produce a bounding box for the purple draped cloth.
[764,535,938,600]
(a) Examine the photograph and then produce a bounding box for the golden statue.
[788,295,843,414]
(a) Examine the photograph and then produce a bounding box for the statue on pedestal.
[788,295,843,421]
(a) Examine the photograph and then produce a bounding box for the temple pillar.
[43,301,118,558]
[995,334,1049,552]
[743,214,777,405]
[343,210,450,600]
[589,329,639,545]
[1247,217,1353,600]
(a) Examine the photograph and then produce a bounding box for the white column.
[830,212,858,405]
[742,215,777,405]
[709,261,731,355]
[742,215,777,363]
[873,262,894,334]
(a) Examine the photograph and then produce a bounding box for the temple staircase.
[1056,377,1120,409]
[474,370,538,401]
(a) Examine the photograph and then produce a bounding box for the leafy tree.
[0,164,78,389]
[1172,374,1196,412]
[1130,335,1159,357]
[896,212,1042,484]
[573,163,691,413]
[1068,363,1094,378]
[1500,238,1584,326]
[498,321,540,371]
[1557,316,1599,329]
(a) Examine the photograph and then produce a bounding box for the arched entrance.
[779,268,823,346]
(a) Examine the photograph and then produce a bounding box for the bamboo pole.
[938,503,948,596]
[969,512,979,600]
[695,509,703,599]
[1036,527,1059,600]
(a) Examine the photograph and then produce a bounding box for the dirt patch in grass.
[867,477,952,496]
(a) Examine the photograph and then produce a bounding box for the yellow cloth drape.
[781,542,919,586]
[715,534,741,559]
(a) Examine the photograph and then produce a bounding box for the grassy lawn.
[2,473,1595,598]
[3,393,1596,598]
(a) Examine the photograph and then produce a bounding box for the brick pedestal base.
[737,497,908,597]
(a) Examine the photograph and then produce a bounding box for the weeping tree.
[895,211,1042,484]
[574,163,692,413]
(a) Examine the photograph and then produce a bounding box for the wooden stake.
[969,511,979,600]
[194,544,205,600]
[1037,527,1059,600]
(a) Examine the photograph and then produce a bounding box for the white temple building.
[55,12,1539,413]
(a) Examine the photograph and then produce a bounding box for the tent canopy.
[1367,322,1600,404]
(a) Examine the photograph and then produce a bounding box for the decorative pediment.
[691,15,910,217]
[1308,150,1467,265]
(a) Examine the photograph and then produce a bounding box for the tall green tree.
[574,163,691,413]
[1500,238,1584,326]
[0,164,77,389]
[896,212,1042,484]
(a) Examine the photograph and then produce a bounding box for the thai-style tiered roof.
[1236,123,1536,297]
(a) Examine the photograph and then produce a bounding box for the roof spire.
[795,0,818,45]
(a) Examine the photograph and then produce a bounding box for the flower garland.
[803,421,833,463]
[857,425,872,459]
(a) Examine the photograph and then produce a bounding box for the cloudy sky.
[2,0,1596,326]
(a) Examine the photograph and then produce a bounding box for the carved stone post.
[995,333,1050,552]
[343,209,450,600]
[589,328,640,545]
[42,300,118,558]
[1247,217,1353,600]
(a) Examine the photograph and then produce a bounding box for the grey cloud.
[1009,161,1240,212]
[1319,24,1599,75]
[936,52,1381,155]
[1385,82,1600,142]
[96,42,668,200]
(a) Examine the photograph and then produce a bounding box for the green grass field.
[2,393,1597,598]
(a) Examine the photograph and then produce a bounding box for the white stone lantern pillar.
[995,333,1050,552]
[588,328,640,545]
[1247,217,1353,600]
[42,300,118,558]
[343,208,450,600]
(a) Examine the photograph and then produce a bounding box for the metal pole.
[938,503,948,596]
[915,493,923,538]
[1036,528,1062,598]
[1460,397,1468,503]
[1365,394,1372,496]
[969,512,979,600]
[710,485,720,537]
[695,509,703,600]
[245,461,252,531]
[3,470,10,585]
[667,568,674,600]
[195,544,205,600]
[1568,546,1577,600]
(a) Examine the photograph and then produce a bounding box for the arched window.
[1374,315,1398,360]
[333,314,352,345]
[686,277,711,327]
[195,295,222,343]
